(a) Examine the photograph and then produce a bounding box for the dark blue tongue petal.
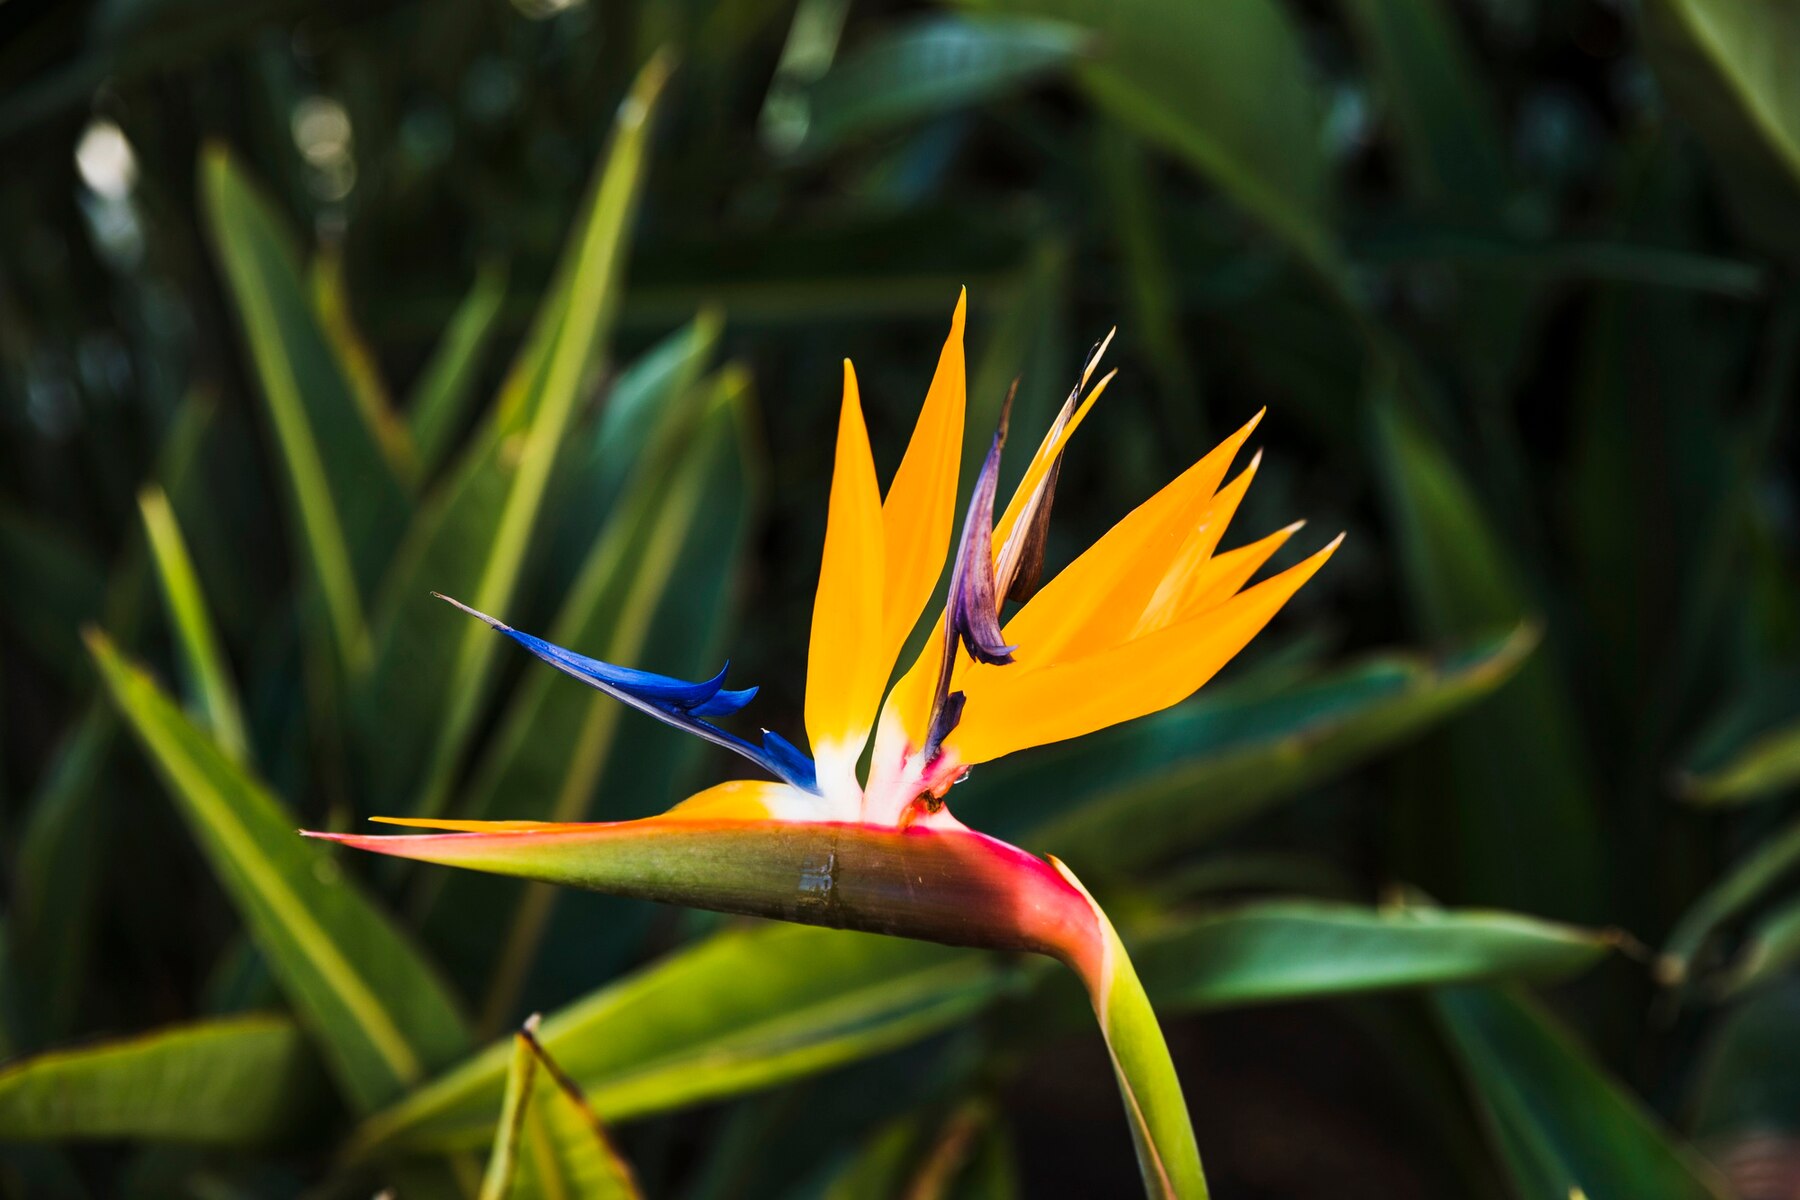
[433,594,817,793]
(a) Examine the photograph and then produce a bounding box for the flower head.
[307,292,1338,1197]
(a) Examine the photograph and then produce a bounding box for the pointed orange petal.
[999,410,1263,666]
[1132,450,1261,636]
[949,534,1341,764]
[805,361,888,794]
[1178,520,1306,619]
[879,291,966,662]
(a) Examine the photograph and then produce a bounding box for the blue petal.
[690,684,758,717]
[758,729,818,793]
[504,630,733,707]
[433,594,820,794]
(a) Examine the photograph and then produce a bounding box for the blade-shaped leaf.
[347,924,1018,1157]
[359,53,670,819]
[796,16,1087,156]
[0,1014,324,1145]
[311,245,417,485]
[0,506,105,685]
[1135,901,1613,1011]
[1433,986,1730,1200]
[139,485,249,762]
[1373,391,1604,920]
[1644,0,1800,259]
[1690,978,1800,1142]
[512,1022,643,1200]
[408,260,509,480]
[1338,0,1507,218]
[11,705,113,1048]
[477,1032,535,1200]
[970,626,1534,873]
[1660,810,1800,986]
[959,0,1347,295]
[1717,893,1800,997]
[199,144,408,675]
[87,633,470,1112]
[1682,714,1800,805]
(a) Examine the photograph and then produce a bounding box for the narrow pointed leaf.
[1374,391,1604,920]
[11,706,113,1048]
[796,16,1088,156]
[347,924,1019,1157]
[1689,978,1800,1142]
[1681,714,1800,805]
[408,260,510,479]
[957,0,1348,296]
[477,1033,536,1200]
[199,144,407,674]
[1718,894,1800,997]
[1135,901,1615,1011]
[359,53,670,819]
[1338,0,1507,217]
[514,1024,643,1200]
[87,633,470,1112]
[1432,986,1730,1199]
[1661,810,1800,985]
[311,246,418,485]
[0,1014,325,1145]
[139,485,249,762]
[1644,0,1800,259]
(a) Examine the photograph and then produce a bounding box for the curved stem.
[1052,859,1208,1199]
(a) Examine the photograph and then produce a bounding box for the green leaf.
[972,627,1535,873]
[408,260,509,480]
[87,633,470,1113]
[477,1032,535,1200]
[1682,715,1800,805]
[453,368,759,1033]
[1660,810,1800,986]
[1717,893,1800,997]
[959,0,1347,295]
[199,144,408,676]
[1135,901,1614,1011]
[1373,390,1605,920]
[11,705,113,1047]
[0,1014,324,1145]
[1690,978,1800,1140]
[1432,986,1730,1200]
[511,1022,643,1200]
[311,245,418,486]
[138,485,249,762]
[1644,0,1800,259]
[1338,0,1507,218]
[0,507,105,685]
[822,1098,1015,1200]
[359,53,670,820]
[346,924,1018,1157]
[797,16,1087,156]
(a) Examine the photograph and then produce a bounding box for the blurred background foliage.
[1,0,1798,1195]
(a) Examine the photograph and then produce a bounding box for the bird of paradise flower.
[308,293,1339,1197]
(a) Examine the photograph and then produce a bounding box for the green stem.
[1052,859,1208,1199]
